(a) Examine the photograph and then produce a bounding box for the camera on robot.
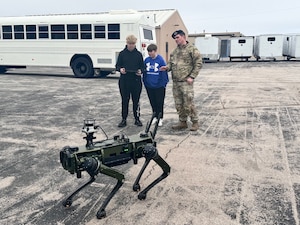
[82,118,99,134]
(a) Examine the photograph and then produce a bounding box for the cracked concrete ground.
[1,61,300,225]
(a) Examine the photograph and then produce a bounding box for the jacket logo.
[146,62,159,72]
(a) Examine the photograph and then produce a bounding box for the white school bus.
[0,10,156,78]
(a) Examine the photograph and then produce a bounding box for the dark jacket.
[116,46,144,77]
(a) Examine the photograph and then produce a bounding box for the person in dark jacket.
[143,44,169,126]
[115,35,144,127]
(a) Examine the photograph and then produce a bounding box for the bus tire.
[71,57,94,78]
[0,66,7,74]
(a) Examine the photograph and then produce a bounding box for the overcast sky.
[1,0,299,36]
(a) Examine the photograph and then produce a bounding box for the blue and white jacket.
[143,54,169,89]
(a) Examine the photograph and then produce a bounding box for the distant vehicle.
[0,10,156,78]
[194,35,220,61]
[283,34,300,60]
[229,37,254,61]
[254,34,284,61]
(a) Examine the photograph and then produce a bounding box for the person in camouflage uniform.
[160,30,202,131]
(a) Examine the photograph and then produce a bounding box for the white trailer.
[285,35,300,60]
[0,10,156,78]
[229,37,254,61]
[254,34,284,61]
[283,35,291,57]
[194,35,220,61]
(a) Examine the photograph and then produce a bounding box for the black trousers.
[119,76,142,120]
[145,86,166,119]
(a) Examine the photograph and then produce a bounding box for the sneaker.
[134,118,143,126]
[152,117,158,125]
[118,119,126,127]
[158,119,163,127]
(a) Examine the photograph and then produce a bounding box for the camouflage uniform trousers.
[172,81,198,122]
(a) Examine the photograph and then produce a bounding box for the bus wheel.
[0,66,7,74]
[72,57,94,78]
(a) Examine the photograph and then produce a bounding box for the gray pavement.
[1,61,300,225]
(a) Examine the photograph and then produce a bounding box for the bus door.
[139,26,156,59]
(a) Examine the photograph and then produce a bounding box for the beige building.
[141,9,244,61]
[140,9,187,61]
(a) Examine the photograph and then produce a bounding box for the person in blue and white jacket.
[143,44,169,126]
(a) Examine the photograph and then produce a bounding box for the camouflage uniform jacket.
[167,42,203,81]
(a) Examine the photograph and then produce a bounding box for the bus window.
[143,28,153,40]
[26,25,36,39]
[39,25,49,39]
[108,24,120,39]
[94,25,105,39]
[80,24,92,39]
[2,25,12,39]
[51,24,65,39]
[67,24,78,39]
[14,25,24,39]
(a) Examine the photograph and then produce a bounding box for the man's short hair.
[172,30,185,39]
[126,35,137,44]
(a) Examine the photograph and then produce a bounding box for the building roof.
[138,9,177,27]
[189,32,244,37]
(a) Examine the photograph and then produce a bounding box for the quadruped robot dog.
[59,114,170,219]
